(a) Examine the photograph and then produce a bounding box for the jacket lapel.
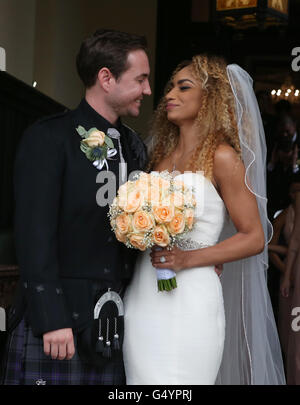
[121,124,148,176]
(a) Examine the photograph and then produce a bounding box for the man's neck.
[85,92,118,126]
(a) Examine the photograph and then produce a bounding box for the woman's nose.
[166,88,175,100]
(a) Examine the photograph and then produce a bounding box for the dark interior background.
[154,0,300,107]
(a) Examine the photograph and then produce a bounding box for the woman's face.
[165,65,203,126]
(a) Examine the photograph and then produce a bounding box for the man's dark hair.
[275,99,292,115]
[76,29,147,88]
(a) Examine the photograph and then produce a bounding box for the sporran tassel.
[102,341,111,358]
[113,317,120,350]
[96,318,104,353]
[102,318,111,358]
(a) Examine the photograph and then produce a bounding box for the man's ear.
[97,67,115,92]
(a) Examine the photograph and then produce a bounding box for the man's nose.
[143,80,152,96]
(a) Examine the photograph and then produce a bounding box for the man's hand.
[214,264,223,278]
[43,328,75,360]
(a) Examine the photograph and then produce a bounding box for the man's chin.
[128,108,140,117]
[118,106,140,118]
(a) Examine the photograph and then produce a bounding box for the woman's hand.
[150,246,187,272]
[280,275,291,298]
[151,246,224,276]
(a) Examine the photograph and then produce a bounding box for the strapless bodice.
[175,172,227,249]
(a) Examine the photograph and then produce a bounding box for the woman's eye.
[179,86,190,91]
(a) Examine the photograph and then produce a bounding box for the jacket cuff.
[23,281,73,336]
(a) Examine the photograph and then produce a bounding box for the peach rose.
[124,190,144,213]
[136,178,150,194]
[115,228,127,243]
[153,204,175,223]
[115,212,132,234]
[137,172,150,185]
[185,208,194,230]
[82,130,105,147]
[118,182,134,204]
[136,176,153,201]
[152,225,170,247]
[118,186,144,213]
[144,186,161,205]
[129,233,147,251]
[169,192,185,209]
[132,211,154,233]
[167,210,186,235]
[136,172,150,186]
[150,176,171,194]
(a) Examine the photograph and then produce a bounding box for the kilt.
[1,318,125,385]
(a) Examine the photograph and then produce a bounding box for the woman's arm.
[152,145,265,271]
[268,244,288,255]
[281,191,300,297]
[268,210,287,274]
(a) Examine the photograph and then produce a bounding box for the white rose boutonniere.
[76,125,117,170]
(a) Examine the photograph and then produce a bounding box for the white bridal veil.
[215,64,286,384]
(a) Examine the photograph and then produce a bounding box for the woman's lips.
[166,103,177,110]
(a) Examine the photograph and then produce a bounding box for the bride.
[123,54,285,385]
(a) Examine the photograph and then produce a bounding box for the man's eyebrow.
[136,73,149,78]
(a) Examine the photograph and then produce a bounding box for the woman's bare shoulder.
[213,143,242,179]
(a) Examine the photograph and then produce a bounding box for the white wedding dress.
[123,172,227,385]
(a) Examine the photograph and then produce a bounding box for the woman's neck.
[175,121,204,155]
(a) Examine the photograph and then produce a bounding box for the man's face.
[108,50,151,118]
[277,118,296,152]
[277,119,296,140]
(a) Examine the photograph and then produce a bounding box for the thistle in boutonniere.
[76,126,117,170]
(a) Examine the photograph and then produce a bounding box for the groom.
[1,29,151,385]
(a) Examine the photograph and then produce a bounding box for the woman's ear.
[97,67,115,92]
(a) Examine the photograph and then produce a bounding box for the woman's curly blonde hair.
[147,54,241,179]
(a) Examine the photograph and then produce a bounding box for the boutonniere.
[76,126,117,170]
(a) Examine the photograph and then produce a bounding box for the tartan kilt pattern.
[1,318,126,385]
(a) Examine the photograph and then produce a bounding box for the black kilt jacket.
[10,98,148,337]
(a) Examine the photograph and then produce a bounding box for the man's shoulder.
[29,109,72,131]
[17,109,77,153]
[22,109,76,143]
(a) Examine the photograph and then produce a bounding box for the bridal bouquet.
[109,172,196,291]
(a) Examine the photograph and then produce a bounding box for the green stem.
[157,277,177,292]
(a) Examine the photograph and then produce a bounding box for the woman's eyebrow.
[177,79,195,85]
